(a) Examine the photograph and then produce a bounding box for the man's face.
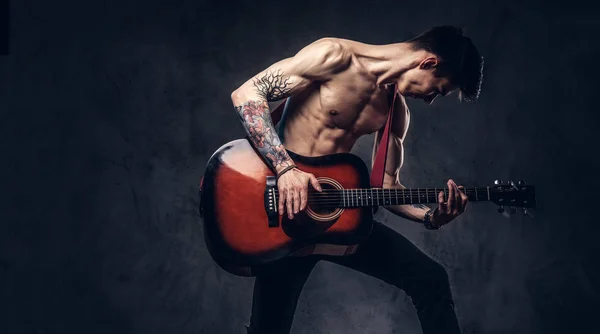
[397,57,456,105]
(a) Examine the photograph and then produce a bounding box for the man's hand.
[433,179,468,227]
[278,168,322,219]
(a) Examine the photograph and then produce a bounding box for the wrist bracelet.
[423,207,440,230]
[276,164,298,180]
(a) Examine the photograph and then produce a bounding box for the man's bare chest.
[317,75,392,135]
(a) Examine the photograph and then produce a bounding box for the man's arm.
[372,94,429,222]
[231,38,348,173]
[376,94,468,227]
[231,38,350,218]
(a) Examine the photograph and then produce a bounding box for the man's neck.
[354,42,427,86]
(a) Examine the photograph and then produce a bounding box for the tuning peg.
[523,207,535,218]
[494,180,502,185]
[518,180,526,186]
[497,205,511,218]
[510,181,519,191]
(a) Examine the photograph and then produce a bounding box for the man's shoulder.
[303,38,348,59]
[296,38,352,74]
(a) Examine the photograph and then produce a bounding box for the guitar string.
[269,189,504,207]
[268,190,530,207]
[271,189,487,200]
[272,188,486,194]
[271,190,490,200]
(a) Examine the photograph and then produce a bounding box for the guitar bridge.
[264,176,279,227]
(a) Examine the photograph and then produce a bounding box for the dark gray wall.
[1,0,599,333]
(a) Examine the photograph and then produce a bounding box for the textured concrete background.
[1,0,599,333]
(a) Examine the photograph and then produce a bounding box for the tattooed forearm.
[235,100,293,170]
[411,204,430,210]
[252,69,293,101]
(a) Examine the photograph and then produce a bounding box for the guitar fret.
[347,190,350,207]
[487,187,490,201]
[347,189,349,207]
[475,188,478,201]
[360,189,364,207]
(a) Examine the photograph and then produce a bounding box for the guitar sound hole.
[309,183,341,214]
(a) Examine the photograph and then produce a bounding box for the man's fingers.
[452,181,461,215]
[453,181,462,215]
[458,185,468,212]
[278,188,286,215]
[292,186,301,215]
[286,189,294,219]
[300,184,308,211]
[452,181,462,215]
[438,191,445,210]
[447,180,455,214]
[309,174,322,192]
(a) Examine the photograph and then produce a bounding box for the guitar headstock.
[489,180,536,215]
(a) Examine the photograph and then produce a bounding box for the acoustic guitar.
[199,138,536,276]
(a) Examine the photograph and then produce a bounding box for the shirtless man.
[230,26,484,334]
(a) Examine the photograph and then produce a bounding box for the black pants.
[246,220,461,334]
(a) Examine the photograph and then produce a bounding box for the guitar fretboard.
[281,187,491,209]
[338,187,490,208]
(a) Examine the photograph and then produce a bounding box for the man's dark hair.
[407,25,484,102]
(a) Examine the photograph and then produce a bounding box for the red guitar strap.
[370,85,397,188]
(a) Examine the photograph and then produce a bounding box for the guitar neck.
[337,187,491,208]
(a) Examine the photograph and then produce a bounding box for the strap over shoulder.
[370,84,397,188]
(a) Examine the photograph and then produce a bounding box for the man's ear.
[419,57,439,70]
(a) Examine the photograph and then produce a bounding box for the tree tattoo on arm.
[234,70,295,170]
[252,69,293,101]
